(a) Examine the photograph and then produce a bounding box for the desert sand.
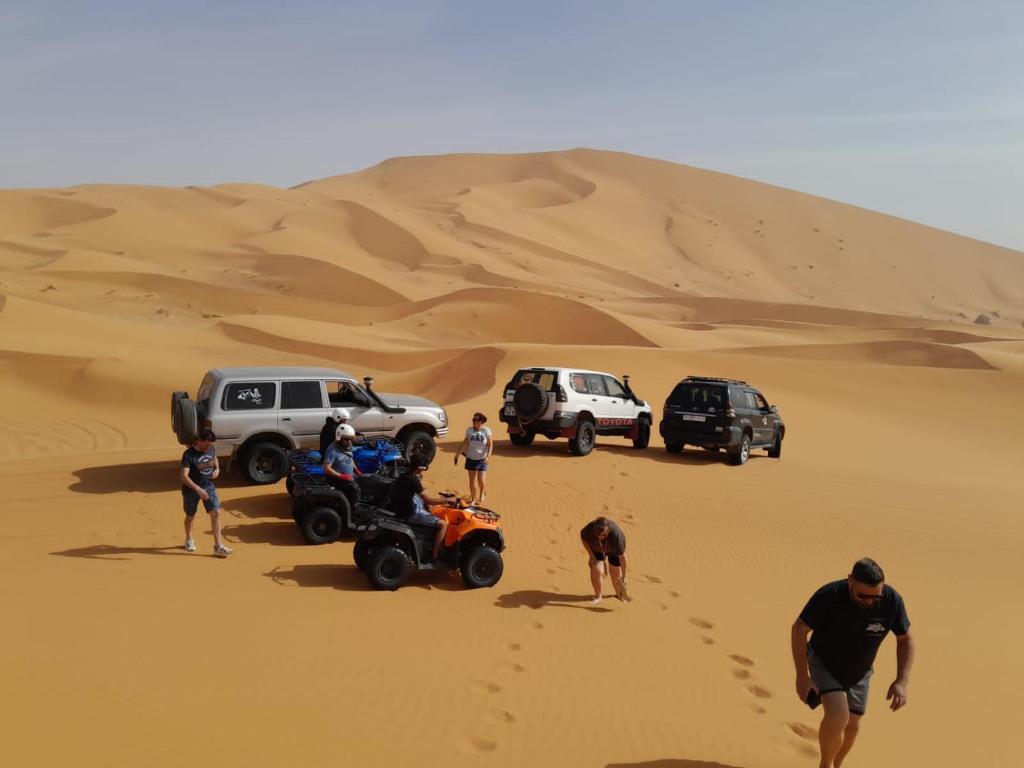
[1,149,1022,767]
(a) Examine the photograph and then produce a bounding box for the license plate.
[682,414,705,422]
[503,406,515,416]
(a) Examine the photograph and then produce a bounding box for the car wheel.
[509,431,535,447]
[366,545,412,590]
[767,431,783,459]
[461,545,504,588]
[174,397,198,445]
[665,441,683,454]
[353,539,371,570]
[401,430,436,464]
[300,505,343,545]
[632,418,651,449]
[243,442,288,484]
[170,391,188,434]
[729,434,751,466]
[570,419,596,456]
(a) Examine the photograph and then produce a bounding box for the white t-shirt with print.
[465,426,492,460]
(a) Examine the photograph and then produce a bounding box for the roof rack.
[683,376,748,385]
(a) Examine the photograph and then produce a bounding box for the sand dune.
[1,149,1023,768]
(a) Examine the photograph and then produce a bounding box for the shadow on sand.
[495,589,614,613]
[606,761,746,768]
[52,543,194,560]
[490,440,762,467]
[265,563,367,590]
[69,460,253,495]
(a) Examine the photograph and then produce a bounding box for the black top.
[800,579,911,687]
[580,519,627,556]
[181,446,216,488]
[388,472,424,520]
[319,418,338,457]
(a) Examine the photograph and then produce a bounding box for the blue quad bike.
[284,438,405,498]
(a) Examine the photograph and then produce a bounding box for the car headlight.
[438,409,447,424]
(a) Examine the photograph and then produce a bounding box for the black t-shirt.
[388,473,424,520]
[799,579,911,687]
[580,519,627,556]
[181,446,216,488]
[319,419,337,457]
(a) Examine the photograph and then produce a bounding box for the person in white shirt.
[455,412,493,504]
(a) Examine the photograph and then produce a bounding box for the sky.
[2,0,1023,250]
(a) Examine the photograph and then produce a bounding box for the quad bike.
[285,438,405,497]
[289,470,397,545]
[354,492,505,591]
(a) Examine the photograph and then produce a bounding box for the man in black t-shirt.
[791,558,915,768]
[387,458,448,561]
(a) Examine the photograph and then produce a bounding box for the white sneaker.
[184,539,196,552]
[214,544,233,558]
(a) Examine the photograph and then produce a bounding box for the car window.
[196,373,215,403]
[514,370,557,391]
[668,383,725,412]
[603,376,627,399]
[744,392,758,410]
[569,372,590,394]
[753,392,769,410]
[327,380,369,407]
[282,380,324,409]
[223,382,276,411]
[586,374,607,396]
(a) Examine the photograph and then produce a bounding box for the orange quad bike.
[354,492,504,591]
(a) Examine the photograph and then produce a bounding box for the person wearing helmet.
[323,423,361,510]
[319,407,352,456]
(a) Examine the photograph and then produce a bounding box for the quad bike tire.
[512,384,548,423]
[353,539,371,571]
[300,505,344,545]
[460,545,504,589]
[366,545,412,591]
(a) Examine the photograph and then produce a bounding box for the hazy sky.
[3,1,1022,250]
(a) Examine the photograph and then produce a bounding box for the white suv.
[498,367,652,455]
[171,367,448,483]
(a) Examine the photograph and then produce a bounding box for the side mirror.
[770,405,778,413]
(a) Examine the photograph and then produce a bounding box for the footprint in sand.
[668,590,681,599]
[545,568,556,575]
[532,621,544,630]
[475,681,503,694]
[506,642,522,652]
[733,668,752,680]
[700,636,716,645]
[465,736,499,753]
[491,708,517,724]
[505,662,526,673]
[643,574,662,584]
[729,654,755,667]
[787,723,816,740]
[749,704,767,715]
[689,617,714,629]
[548,538,558,545]
[746,685,772,699]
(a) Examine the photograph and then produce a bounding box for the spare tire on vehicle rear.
[174,397,198,445]
[171,391,188,435]
[512,384,548,423]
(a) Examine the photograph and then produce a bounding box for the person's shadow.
[52,544,191,560]
[69,460,251,494]
[495,589,614,613]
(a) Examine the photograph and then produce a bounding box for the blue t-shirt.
[324,443,355,479]
[181,446,216,488]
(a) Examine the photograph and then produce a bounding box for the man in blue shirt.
[323,423,361,511]
[180,429,233,557]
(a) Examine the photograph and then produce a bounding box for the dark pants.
[330,477,361,510]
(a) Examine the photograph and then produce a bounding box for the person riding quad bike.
[354,459,505,590]
[319,407,351,456]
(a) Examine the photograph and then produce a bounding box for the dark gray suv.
[658,376,784,465]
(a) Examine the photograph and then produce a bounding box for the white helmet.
[330,407,351,422]
[335,424,356,441]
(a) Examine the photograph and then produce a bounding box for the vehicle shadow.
[606,761,746,768]
[492,439,746,466]
[51,544,192,560]
[221,521,304,546]
[69,460,253,495]
[226,493,292,520]
[495,589,614,613]
[265,564,367,590]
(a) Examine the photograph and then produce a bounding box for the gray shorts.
[808,647,873,716]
